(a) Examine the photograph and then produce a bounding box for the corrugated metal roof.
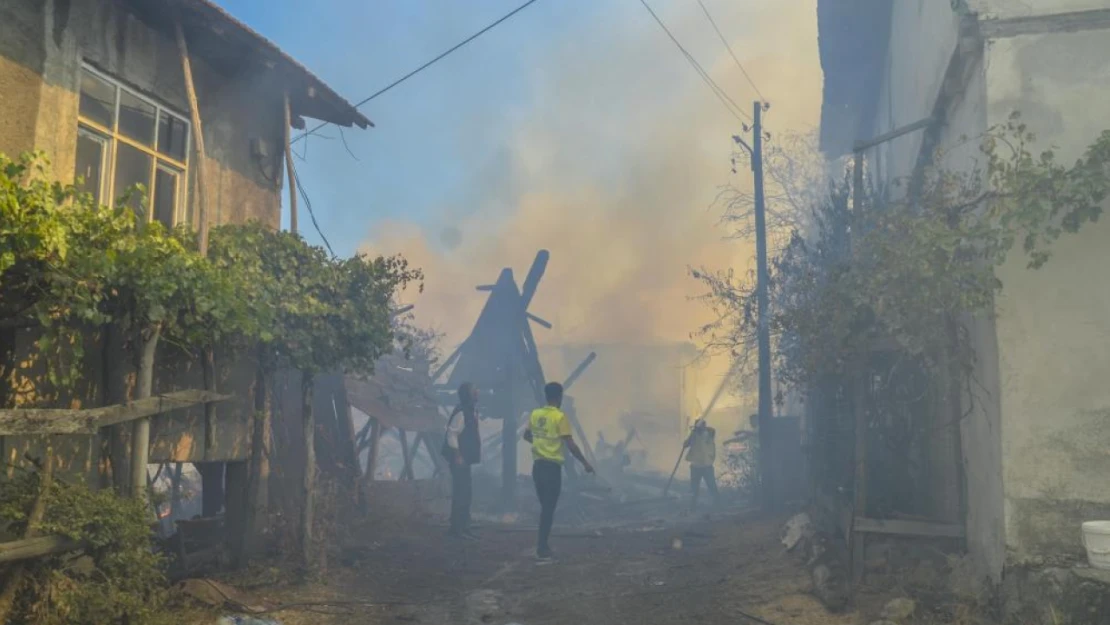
[817,0,891,157]
[127,0,373,129]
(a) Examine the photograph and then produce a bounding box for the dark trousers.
[449,462,472,533]
[690,465,718,508]
[532,459,563,553]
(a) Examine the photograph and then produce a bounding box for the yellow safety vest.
[530,405,571,464]
[686,429,716,466]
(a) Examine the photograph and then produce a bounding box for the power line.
[292,0,543,145]
[695,0,766,104]
[290,160,336,257]
[635,0,751,123]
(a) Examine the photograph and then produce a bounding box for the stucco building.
[818,0,1110,604]
[0,0,370,536]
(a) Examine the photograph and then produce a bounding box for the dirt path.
[239,512,859,625]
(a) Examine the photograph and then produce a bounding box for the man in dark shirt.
[445,382,481,540]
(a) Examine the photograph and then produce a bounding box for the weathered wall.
[866,0,961,191]
[0,0,291,474]
[984,26,1110,563]
[0,0,285,224]
[969,0,1110,19]
[0,0,46,165]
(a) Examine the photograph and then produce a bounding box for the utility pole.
[752,101,775,511]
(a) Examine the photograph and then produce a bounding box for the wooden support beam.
[850,362,869,585]
[0,390,233,436]
[398,429,414,481]
[407,433,423,477]
[362,418,382,485]
[224,461,249,567]
[421,432,444,477]
[0,536,80,564]
[980,9,1110,39]
[284,92,298,234]
[519,250,549,311]
[174,18,210,254]
[564,402,598,470]
[853,517,965,539]
[526,312,552,329]
[562,352,597,392]
[853,117,933,152]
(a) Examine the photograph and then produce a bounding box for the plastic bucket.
[1081,521,1110,570]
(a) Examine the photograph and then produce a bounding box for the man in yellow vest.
[684,419,718,511]
[523,382,593,561]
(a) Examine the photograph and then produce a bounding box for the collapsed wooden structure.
[430,250,600,509]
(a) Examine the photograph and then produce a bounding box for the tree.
[700,114,1110,415]
[718,130,828,252]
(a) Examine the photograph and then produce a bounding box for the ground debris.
[781,513,814,552]
[179,578,270,613]
[880,597,916,621]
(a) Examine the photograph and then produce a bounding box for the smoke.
[360,0,821,434]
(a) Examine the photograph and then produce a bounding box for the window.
[74,65,190,228]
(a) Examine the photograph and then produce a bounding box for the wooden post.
[421,433,444,477]
[363,418,382,485]
[202,347,217,461]
[849,144,866,585]
[198,463,225,517]
[130,325,161,501]
[174,18,210,254]
[284,93,297,234]
[407,433,424,477]
[0,437,55,620]
[246,365,271,558]
[398,429,413,481]
[224,461,248,567]
[851,362,868,584]
[300,372,315,567]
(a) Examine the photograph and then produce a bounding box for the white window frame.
[75,63,191,227]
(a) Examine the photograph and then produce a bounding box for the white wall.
[867,0,961,191]
[969,0,1110,19]
[984,27,1110,561]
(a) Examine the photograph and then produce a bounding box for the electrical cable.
[290,159,336,257]
[635,0,751,123]
[694,0,766,104]
[292,0,543,145]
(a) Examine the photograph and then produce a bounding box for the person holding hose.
[684,419,719,511]
[444,382,480,540]
[523,382,593,562]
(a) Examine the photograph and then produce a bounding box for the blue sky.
[219,0,600,255]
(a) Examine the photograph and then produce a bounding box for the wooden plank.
[853,517,965,539]
[853,117,933,152]
[284,92,297,234]
[0,390,232,436]
[0,536,80,564]
[980,9,1110,39]
[174,17,211,254]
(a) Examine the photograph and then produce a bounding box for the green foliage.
[0,474,171,625]
[699,115,1110,391]
[208,223,423,376]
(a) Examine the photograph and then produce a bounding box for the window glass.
[158,111,188,161]
[78,69,115,128]
[153,167,179,228]
[118,90,157,146]
[113,142,153,216]
[74,129,107,201]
